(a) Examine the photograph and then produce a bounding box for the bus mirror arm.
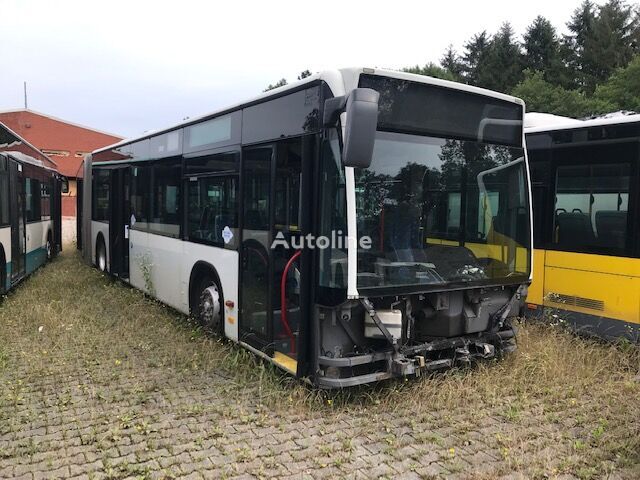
[322,95,347,127]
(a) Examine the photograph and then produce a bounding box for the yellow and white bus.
[525,112,640,341]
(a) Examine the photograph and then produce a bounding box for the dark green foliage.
[461,31,491,86]
[403,63,457,81]
[594,56,640,111]
[440,45,465,81]
[264,78,287,92]
[478,23,524,93]
[404,0,640,117]
[512,70,610,117]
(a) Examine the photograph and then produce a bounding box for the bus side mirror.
[323,88,380,169]
[61,176,69,193]
[342,88,379,169]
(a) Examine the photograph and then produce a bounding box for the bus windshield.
[354,132,530,290]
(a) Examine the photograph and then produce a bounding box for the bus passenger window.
[554,163,629,251]
[187,176,238,248]
[0,166,8,226]
[92,170,110,222]
[150,163,181,238]
[130,166,150,228]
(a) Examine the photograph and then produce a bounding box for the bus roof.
[525,111,640,134]
[93,67,525,155]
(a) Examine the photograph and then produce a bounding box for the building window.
[41,150,70,157]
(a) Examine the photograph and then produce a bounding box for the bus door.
[109,167,130,278]
[8,160,26,282]
[52,175,63,254]
[240,139,310,371]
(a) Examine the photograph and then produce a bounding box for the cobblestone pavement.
[0,246,638,479]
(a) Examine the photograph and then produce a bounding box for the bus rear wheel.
[46,233,53,261]
[196,275,223,335]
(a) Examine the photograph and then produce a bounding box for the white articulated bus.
[0,124,65,294]
[81,68,532,387]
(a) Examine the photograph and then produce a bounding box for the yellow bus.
[525,112,640,341]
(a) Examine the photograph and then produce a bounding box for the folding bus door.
[109,168,131,279]
[8,160,26,283]
[239,138,313,374]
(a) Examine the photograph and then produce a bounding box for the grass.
[0,244,639,479]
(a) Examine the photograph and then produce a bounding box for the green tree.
[264,78,287,92]
[403,63,456,81]
[511,70,611,117]
[523,16,569,86]
[594,55,640,111]
[298,69,312,80]
[565,0,638,92]
[440,45,464,81]
[563,0,597,89]
[478,23,524,92]
[587,0,639,87]
[461,31,491,85]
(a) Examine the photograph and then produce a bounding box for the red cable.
[280,250,301,354]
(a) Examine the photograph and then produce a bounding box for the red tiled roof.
[0,110,122,178]
[0,121,57,169]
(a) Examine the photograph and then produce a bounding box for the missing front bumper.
[316,328,517,388]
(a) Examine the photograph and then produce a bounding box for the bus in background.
[81,68,531,387]
[0,122,66,295]
[525,112,640,341]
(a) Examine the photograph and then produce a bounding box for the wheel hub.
[200,285,221,328]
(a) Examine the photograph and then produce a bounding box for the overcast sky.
[1,0,596,138]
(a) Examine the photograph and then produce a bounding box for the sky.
[0,0,595,139]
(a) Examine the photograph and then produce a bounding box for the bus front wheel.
[196,275,223,335]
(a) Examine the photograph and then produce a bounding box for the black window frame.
[184,148,240,249]
[528,133,640,258]
[0,155,9,227]
[92,168,111,223]
[148,157,183,239]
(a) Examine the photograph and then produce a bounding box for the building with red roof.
[0,109,122,216]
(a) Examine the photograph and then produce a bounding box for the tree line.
[405,0,640,117]
[266,1,639,118]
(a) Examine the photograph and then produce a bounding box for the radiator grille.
[547,292,605,312]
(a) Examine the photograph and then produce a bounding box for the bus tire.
[96,235,107,272]
[46,231,53,261]
[193,271,224,335]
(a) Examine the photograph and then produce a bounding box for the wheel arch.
[188,260,224,316]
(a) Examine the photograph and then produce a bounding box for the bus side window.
[553,163,629,252]
[0,158,8,226]
[150,162,182,238]
[185,152,239,249]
